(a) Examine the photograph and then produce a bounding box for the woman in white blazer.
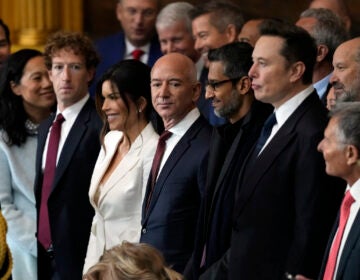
[83,60,160,273]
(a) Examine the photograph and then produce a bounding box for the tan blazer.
[83,123,158,273]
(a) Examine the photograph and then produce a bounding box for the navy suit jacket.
[34,99,102,280]
[319,206,360,280]
[201,92,345,280]
[140,116,211,273]
[91,32,162,97]
[185,101,273,279]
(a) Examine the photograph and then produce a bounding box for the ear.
[289,61,305,83]
[87,68,96,84]
[235,76,252,95]
[136,96,147,113]
[116,2,123,22]
[225,24,237,43]
[192,82,201,103]
[10,81,21,96]
[316,44,329,63]
[346,145,359,166]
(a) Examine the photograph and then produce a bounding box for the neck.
[126,118,148,144]
[229,94,254,124]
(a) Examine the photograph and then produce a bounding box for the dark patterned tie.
[254,112,277,155]
[38,113,65,249]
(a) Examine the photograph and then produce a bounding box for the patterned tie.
[323,190,355,280]
[146,130,172,210]
[38,113,65,250]
[131,49,144,60]
[254,112,277,155]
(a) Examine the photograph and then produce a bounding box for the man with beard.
[184,42,272,279]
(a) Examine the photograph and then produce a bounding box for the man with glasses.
[184,42,272,279]
[0,19,11,71]
[91,0,162,96]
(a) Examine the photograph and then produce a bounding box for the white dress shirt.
[124,39,150,64]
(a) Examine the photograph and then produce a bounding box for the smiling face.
[101,80,139,132]
[192,13,233,67]
[330,39,360,101]
[116,0,158,47]
[150,53,200,129]
[249,36,295,108]
[49,49,94,110]
[207,60,244,121]
[12,56,56,118]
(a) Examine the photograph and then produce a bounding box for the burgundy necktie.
[146,130,172,210]
[131,49,144,60]
[38,113,65,250]
[323,190,355,279]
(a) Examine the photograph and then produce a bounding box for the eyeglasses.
[205,78,241,91]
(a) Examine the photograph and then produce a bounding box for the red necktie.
[323,190,355,279]
[131,49,144,60]
[38,114,65,250]
[146,130,172,210]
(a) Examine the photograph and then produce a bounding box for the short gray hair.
[156,2,194,33]
[330,102,360,150]
[300,8,349,63]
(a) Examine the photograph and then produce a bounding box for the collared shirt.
[261,85,314,152]
[158,108,200,176]
[42,94,89,170]
[124,38,150,64]
[333,178,360,278]
[313,73,332,99]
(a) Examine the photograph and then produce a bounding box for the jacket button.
[142,228,147,234]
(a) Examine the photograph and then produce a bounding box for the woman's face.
[12,56,56,115]
[101,80,140,131]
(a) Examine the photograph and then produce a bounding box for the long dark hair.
[95,59,163,142]
[0,49,43,146]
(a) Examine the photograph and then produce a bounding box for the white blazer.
[83,123,158,273]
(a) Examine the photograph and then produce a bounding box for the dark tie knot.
[55,113,65,124]
[132,49,144,60]
[159,130,172,142]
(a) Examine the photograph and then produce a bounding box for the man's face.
[238,19,262,47]
[206,60,243,121]
[249,36,294,108]
[150,54,200,127]
[295,17,317,36]
[192,14,233,66]
[157,20,199,62]
[49,49,94,111]
[116,0,158,47]
[317,117,349,179]
[0,25,10,69]
[331,41,360,101]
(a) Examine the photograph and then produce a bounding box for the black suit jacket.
[35,98,102,280]
[140,115,211,273]
[318,205,360,280]
[185,101,273,279]
[201,91,345,280]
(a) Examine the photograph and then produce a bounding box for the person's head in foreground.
[83,242,183,280]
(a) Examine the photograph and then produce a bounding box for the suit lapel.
[143,117,205,222]
[234,92,318,219]
[336,210,360,278]
[50,100,92,195]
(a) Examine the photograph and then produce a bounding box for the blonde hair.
[83,242,183,280]
[0,210,12,280]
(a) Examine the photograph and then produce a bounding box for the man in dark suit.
[296,7,349,106]
[190,0,244,127]
[91,0,162,97]
[201,20,345,280]
[140,53,211,273]
[35,32,102,280]
[317,102,360,280]
[184,42,272,279]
